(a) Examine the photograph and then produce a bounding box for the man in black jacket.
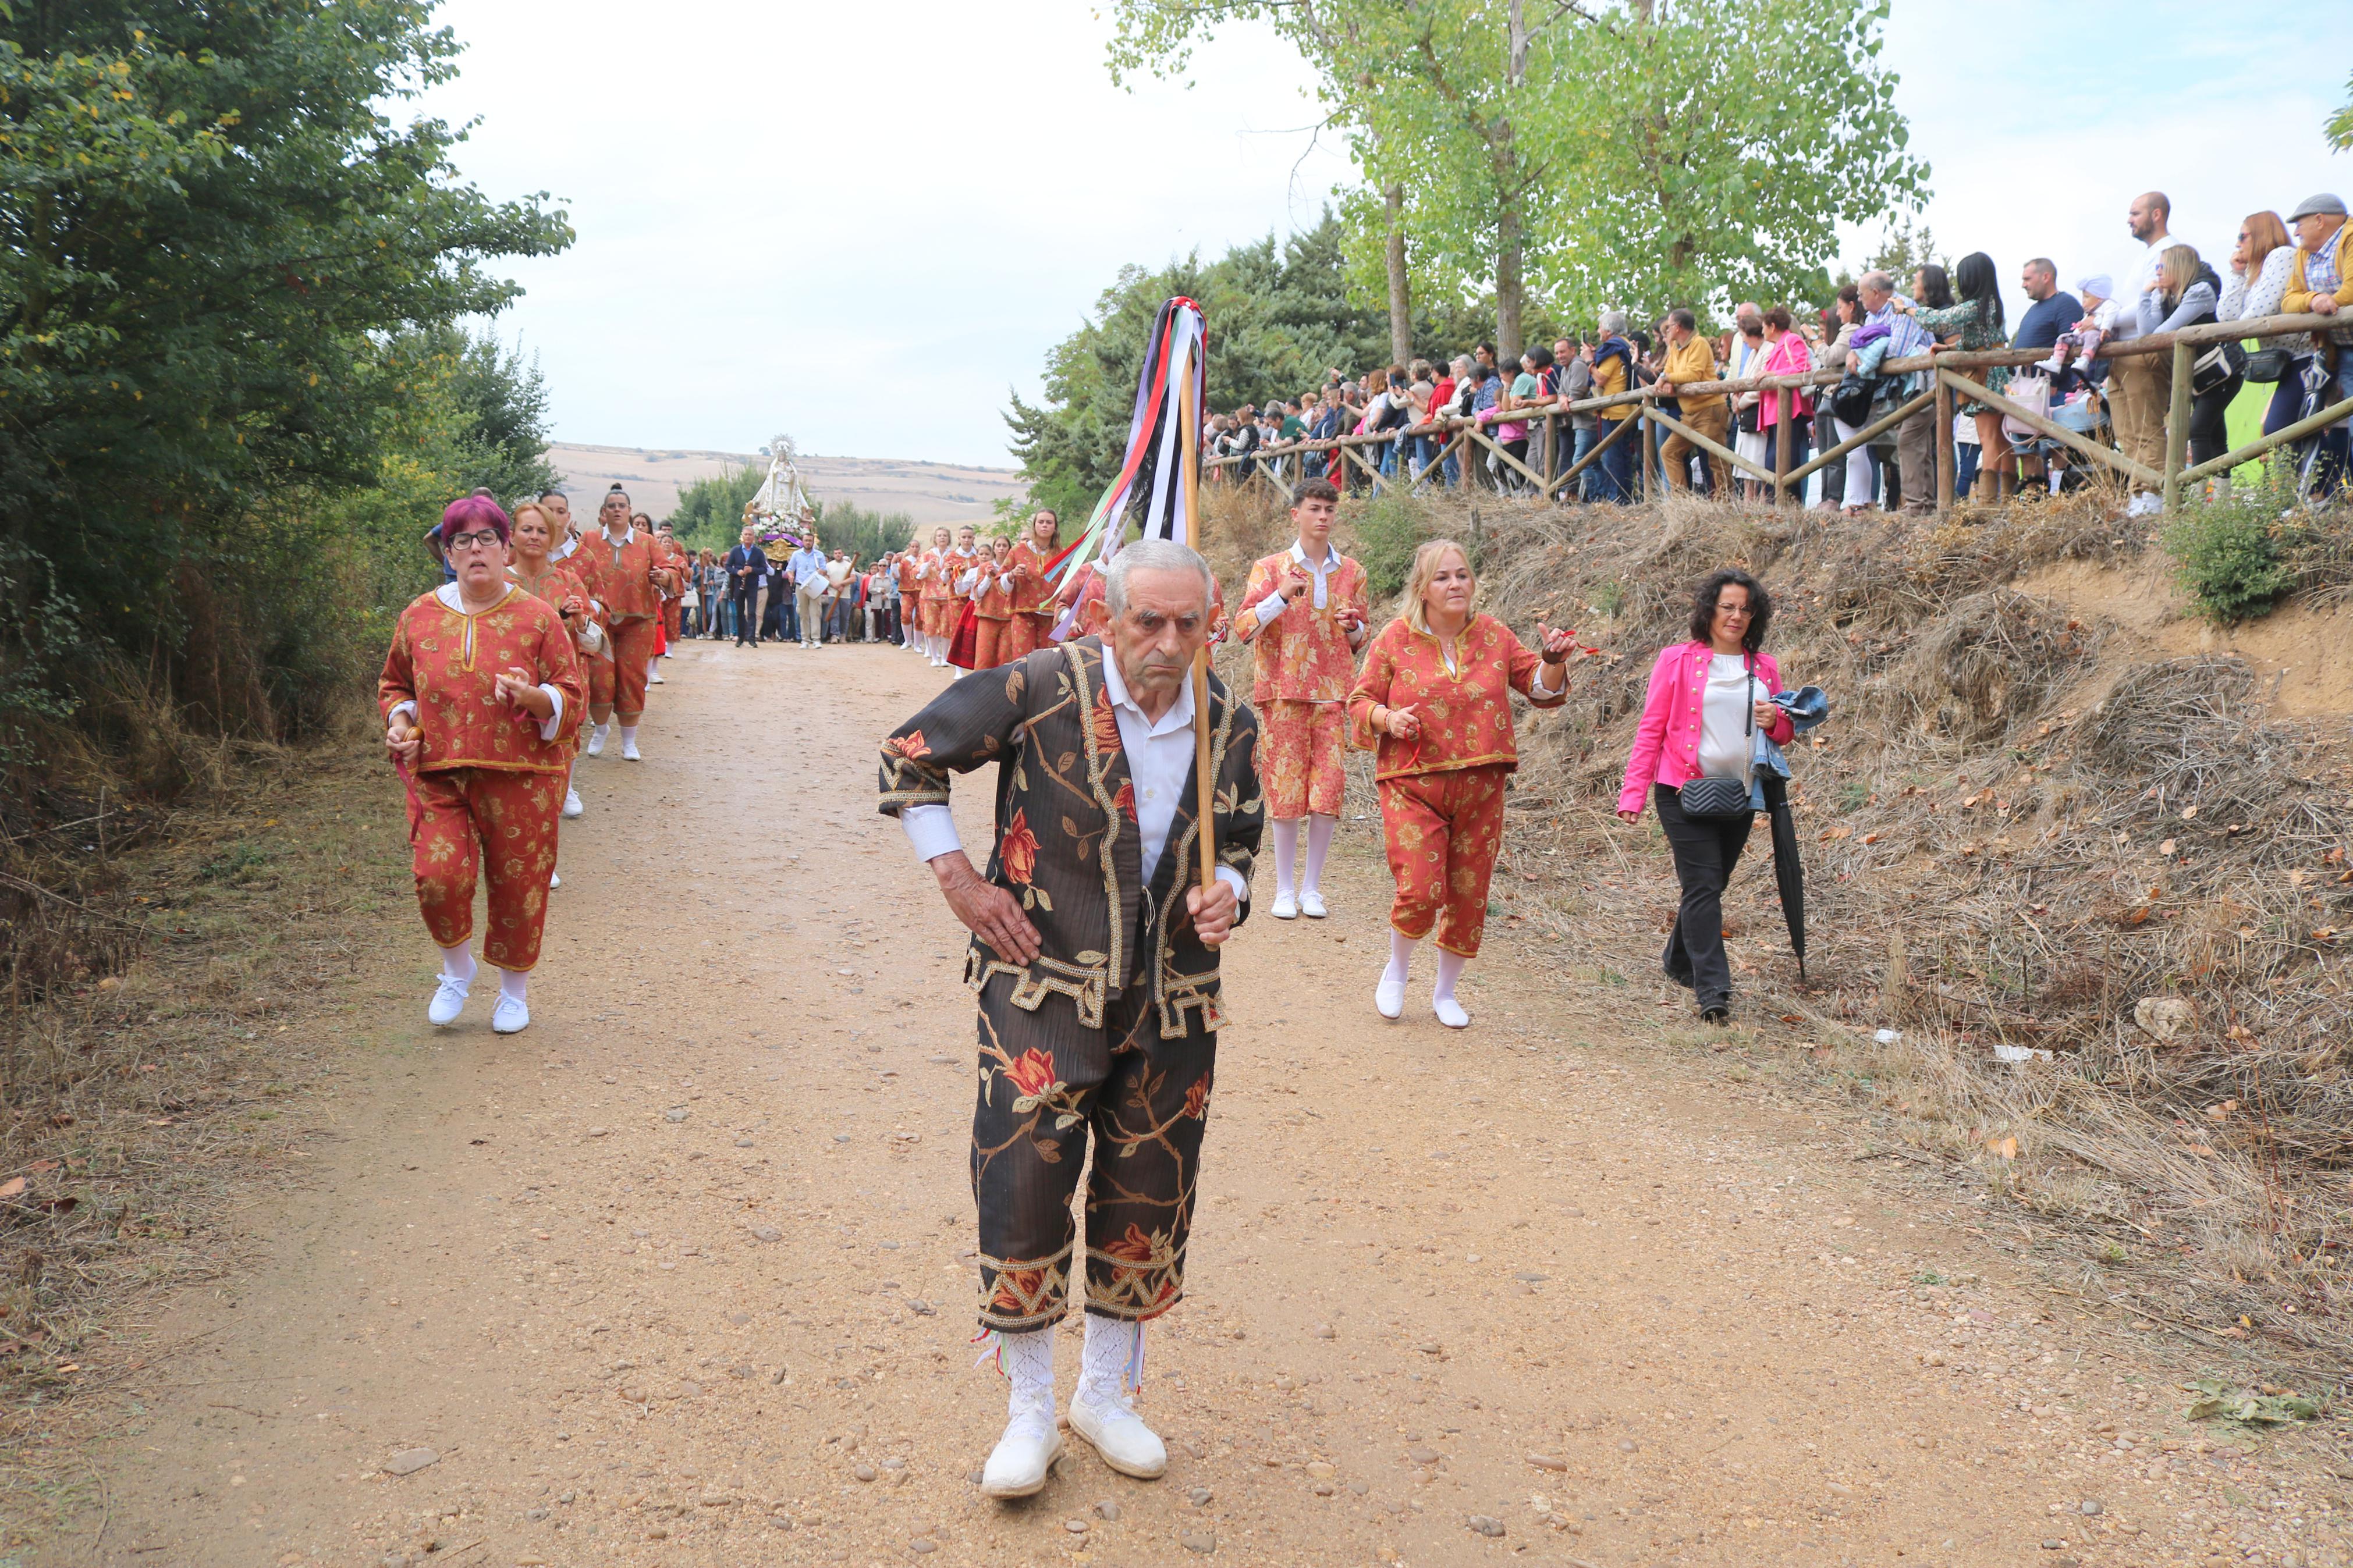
[723,525,770,646]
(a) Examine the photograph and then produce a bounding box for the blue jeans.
[1568,426,1599,499]
[1591,423,1634,503]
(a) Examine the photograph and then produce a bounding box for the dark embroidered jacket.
[878,638,1263,1039]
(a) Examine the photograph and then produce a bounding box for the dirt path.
[51,641,2352,1568]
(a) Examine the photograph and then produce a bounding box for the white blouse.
[1697,653,1755,783]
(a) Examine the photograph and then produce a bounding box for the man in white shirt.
[788,537,828,649]
[878,539,1261,1507]
[2109,190,2174,514]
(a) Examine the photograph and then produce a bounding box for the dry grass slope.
[1202,479,2353,1371]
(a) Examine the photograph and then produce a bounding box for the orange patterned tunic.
[973,556,1017,620]
[379,586,586,776]
[1007,540,1055,617]
[1346,613,1568,780]
[1234,547,1369,705]
[584,528,673,624]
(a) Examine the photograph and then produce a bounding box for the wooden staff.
[1178,354,1218,893]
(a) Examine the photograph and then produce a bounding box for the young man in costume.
[878,539,1262,1501]
[1233,477,1368,920]
[581,485,676,760]
[381,497,584,1034]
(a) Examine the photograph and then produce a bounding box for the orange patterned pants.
[585,649,616,711]
[1004,611,1051,662]
[1259,699,1347,820]
[662,600,682,642]
[973,615,1011,670]
[403,766,561,971]
[606,617,656,722]
[1378,764,1509,957]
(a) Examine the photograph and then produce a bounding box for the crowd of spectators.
[1204,191,2353,515]
[686,531,908,648]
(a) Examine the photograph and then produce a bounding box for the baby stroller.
[2000,371,2112,496]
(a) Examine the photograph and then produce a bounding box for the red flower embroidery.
[1112,780,1137,822]
[1181,1075,1209,1120]
[885,730,930,760]
[1005,1048,1057,1103]
[990,1266,1048,1314]
[1000,808,1040,886]
[1091,695,1122,757]
[1102,1222,1159,1266]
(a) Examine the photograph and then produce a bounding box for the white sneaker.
[1298,890,1328,919]
[584,726,607,757]
[562,787,583,819]
[1068,1391,1168,1480]
[491,994,530,1034]
[648,673,665,685]
[428,972,471,1027]
[979,1415,1063,1499]
[1375,976,1405,1020]
[1434,994,1471,1029]
[1271,892,1299,920]
[620,737,642,762]
[2125,490,2162,518]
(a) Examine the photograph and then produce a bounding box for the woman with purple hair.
[379,496,585,1034]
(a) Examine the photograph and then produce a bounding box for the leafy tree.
[2330,69,2353,151]
[670,464,768,551]
[812,502,917,566]
[1,0,571,746]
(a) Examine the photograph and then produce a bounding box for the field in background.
[545,443,1025,524]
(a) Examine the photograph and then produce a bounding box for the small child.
[2040,273,2118,374]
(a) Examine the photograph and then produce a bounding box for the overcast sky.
[413,0,2353,471]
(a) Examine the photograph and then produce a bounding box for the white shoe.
[548,870,562,890]
[1375,977,1405,1020]
[1434,994,1471,1029]
[1271,892,1298,920]
[648,673,665,684]
[428,972,471,1027]
[584,726,607,757]
[620,737,641,761]
[979,1416,1063,1499]
[1299,890,1328,919]
[562,787,583,819]
[492,994,530,1034]
[1068,1392,1167,1480]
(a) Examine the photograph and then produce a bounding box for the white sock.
[1269,819,1300,900]
[1384,930,1417,986]
[1303,814,1336,896]
[1078,1313,1142,1407]
[619,725,638,748]
[439,943,477,984]
[499,968,528,1005]
[999,1327,1056,1434]
[645,657,659,677]
[1433,948,1469,1005]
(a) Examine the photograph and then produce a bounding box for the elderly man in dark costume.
[878,538,1262,1499]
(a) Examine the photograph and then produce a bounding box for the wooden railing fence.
[1202,313,2353,517]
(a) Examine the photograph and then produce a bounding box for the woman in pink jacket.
[1617,569,1795,1023]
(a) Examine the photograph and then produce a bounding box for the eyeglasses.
[446,529,504,552]
[1714,602,1753,618]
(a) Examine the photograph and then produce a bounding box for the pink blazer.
[1618,641,1794,816]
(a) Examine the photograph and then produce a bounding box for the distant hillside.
[544,443,1027,525]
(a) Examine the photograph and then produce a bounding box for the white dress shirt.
[900,650,1249,904]
[1254,540,1341,625]
[386,584,566,742]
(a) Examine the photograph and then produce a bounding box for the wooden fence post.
[2163,339,2192,515]
[1774,387,1793,507]
[1933,371,1955,515]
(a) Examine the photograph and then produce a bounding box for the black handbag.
[2189,339,2247,396]
[1830,372,1875,428]
[1736,400,1762,436]
[2242,346,2292,384]
[1677,656,1756,819]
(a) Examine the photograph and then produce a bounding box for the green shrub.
[2164,486,2297,624]
[1346,492,1435,601]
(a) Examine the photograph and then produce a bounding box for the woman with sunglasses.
[1616,569,1795,1024]
[381,496,585,1035]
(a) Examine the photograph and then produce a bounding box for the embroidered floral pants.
[1259,699,1347,820]
[1003,612,1051,663]
[973,615,1011,671]
[970,971,1216,1332]
[584,649,616,712]
[1378,763,1509,958]
[606,617,656,723]
[403,766,560,971]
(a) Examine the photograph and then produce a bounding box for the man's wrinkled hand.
[932,854,1040,965]
[1185,879,1240,948]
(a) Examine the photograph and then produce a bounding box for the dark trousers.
[1654,782,1754,1013]
[970,967,1214,1331]
[730,589,757,644]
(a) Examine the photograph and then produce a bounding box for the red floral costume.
[1347,613,1567,956]
[1004,539,1055,662]
[581,527,675,723]
[916,547,958,638]
[1236,548,1368,819]
[970,552,1017,669]
[379,586,585,972]
[506,560,595,748]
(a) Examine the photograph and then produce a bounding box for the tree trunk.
[1495,188,1524,365]
[1383,183,1413,368]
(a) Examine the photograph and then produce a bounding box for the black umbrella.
[1760,771,1807,986]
